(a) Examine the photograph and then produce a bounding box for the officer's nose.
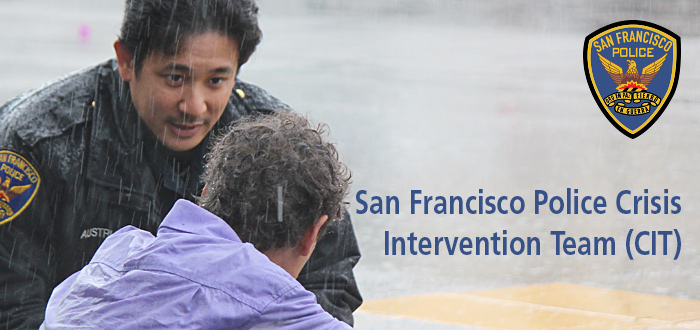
[178,85,207,118]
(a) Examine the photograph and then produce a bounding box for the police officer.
[0,0,361,328]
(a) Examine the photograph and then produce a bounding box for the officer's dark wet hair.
[198,112,351,251]
[118,0,262,74]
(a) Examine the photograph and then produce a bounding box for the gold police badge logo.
[584,21,680,138]
[0,150,41,225]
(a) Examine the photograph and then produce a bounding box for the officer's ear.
[114,40,136,82]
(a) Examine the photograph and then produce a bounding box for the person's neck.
[263,247,308,279]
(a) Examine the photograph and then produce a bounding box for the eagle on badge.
[597,53,667,91]
[0,176,32,203]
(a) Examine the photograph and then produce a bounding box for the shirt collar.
[158,199,241,242]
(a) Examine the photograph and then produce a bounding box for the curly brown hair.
[198,112,350,251]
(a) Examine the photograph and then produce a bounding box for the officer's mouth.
[166,121,205,138]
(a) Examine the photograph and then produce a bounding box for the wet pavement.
[1,0,699,328]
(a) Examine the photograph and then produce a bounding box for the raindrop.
[277,185,283,222]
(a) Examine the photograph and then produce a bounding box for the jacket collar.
[83,60,158,210]
[158,199,241,242]
[105,59,149,147]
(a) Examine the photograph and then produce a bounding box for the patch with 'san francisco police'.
[584,20,680,139]
[0,150,41,226]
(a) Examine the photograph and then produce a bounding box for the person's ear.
[114,40,136,82]
[299,215,328,257]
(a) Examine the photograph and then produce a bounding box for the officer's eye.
[165,74,184,85]
[209,77,226,85]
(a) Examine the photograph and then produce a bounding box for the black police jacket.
[0,60,362,329]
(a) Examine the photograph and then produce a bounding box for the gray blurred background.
[1,0,699,328]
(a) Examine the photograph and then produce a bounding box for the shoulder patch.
[0,150,41,226]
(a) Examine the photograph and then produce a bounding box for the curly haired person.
[41,113,353,329]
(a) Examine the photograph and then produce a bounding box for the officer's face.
[115,32,239,151]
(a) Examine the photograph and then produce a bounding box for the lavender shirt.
[41,199,351,330]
